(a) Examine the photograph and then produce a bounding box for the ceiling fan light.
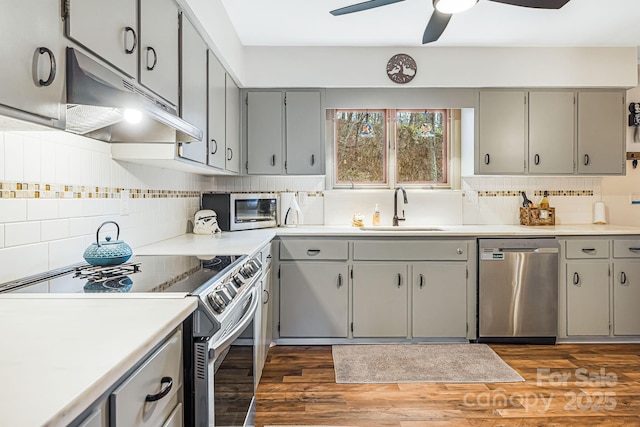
[433,0,478,14]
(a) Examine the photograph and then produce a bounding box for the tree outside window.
[334,109,449,188]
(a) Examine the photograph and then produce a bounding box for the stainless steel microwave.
[201,193,277,231]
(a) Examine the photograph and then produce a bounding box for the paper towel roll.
[593,202,606,225]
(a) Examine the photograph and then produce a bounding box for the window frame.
[331,108,453,189]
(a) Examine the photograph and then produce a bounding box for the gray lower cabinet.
[612,261,640,335]
[412,262,467,338]
[178,14,207,164]
[1,0,64,122]
[279,262,349,337]
[352,263,408,338]
[566,262,610,336]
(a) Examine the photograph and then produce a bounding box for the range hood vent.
[65,48,202,144]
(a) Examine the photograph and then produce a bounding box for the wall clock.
[386,54,417,84]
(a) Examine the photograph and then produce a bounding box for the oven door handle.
[213,287,258,357]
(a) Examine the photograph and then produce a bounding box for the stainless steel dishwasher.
[478,238,559,344]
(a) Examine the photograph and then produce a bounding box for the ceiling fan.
[330,0,571,44]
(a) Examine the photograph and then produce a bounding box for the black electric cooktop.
[1,255,245,295]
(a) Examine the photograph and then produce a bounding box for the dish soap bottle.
[540,191,550,209]
[372,204,381,226]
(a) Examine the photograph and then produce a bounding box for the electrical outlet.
[120,190,130,215]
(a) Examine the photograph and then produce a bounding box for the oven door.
[201,286,257,427]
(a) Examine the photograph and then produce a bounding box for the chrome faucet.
[392,187,408,226]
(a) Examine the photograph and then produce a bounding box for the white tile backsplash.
[4,132,24,181]
[4,222,41,247]
[0,225,3,249]
[27,199,58,221]
[49,236,86,270]
[0,132,4,180]
[41,219,71,242]
[23,134,41,183]
[0,199,28,223]
[55,143,70,184]
[0,243,49,284]
[41,141,56,182]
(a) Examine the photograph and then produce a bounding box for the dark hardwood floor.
[255,344,640,426]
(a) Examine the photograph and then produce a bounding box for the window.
[333,109,450,188]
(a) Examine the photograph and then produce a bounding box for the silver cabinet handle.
[124,26,137,54]
[271,154,276,166]
[629,247,640,253]
[306,249,320,256]
[337,273,343,288]
[620,271,628,286]
[263,289,269,304]
[145,376,173,402]
[146,46,157,71]
[418,274,424,289]
[37,47,56,87]
[573,272,580,286]
[484,153,490,165]
[456,248,463,255]
[397,273,402,288]
[210,139,218,155]
[534,154,540,165]
[581,248,596,254]
[227,147,233,161]
[584,154,590,166]
[311,154,315,166]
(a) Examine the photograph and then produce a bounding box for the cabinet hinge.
[466,323,469,333]
[524,95,527,104]
[278,267,281,279]
[573,96,576,105]
[284,160,287,170]
[284,94,287,106]
[245,161,249,172]
[350,322,354,333]
[466,267,468,279]
[62,0,70,18]
[245,94,249,105]
[350,268,353,279]
[608,266,611,277]
[277,322,281,333]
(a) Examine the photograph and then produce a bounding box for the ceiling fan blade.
[422,10,452,44]
[330,0,405,16]
[488,0,570,9]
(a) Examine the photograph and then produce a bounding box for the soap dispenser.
[372,204,381,226]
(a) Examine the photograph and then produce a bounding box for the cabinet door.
[477,91,526,174]
[139,0,179,106]
[285,91,323,175]
[577,91,625,175]
[0,0,64,120]
[566,262,610,336]
[247,92,284,174]
[207,51,226,169]
[412,262,467,338]
[352,263,408,338]
[612,262,640,336]
[225,75,241,173]
[65,0,137,78]
[279,262,348,337]
[178,15,207,164]
[261,266,273,363]
[528,91,575,174]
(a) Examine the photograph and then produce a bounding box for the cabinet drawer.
[280,239,348,260]
[565,240,609,259]
[353,240,468,261]
[111,329,183,427]
[613,239,640,258]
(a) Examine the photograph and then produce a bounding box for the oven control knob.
[232,274,246,288]
[225,283,237,297]
[217,290,232,305]
[207,293,224,313]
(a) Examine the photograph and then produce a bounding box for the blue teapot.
[83,221,132,266]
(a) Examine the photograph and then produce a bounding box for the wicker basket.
[519,207,555,226]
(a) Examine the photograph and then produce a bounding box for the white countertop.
[135,228,276,257]
[275,224,640,237]
[0,295,197,427]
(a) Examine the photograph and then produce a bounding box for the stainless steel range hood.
[65,47,202,143]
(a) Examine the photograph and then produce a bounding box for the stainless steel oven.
[202,193,277,231]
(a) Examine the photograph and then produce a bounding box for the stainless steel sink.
[359,226,445,231]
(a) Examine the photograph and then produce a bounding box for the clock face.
[386,54,417,84]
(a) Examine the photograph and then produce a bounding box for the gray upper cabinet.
[246,90,324,175]
[477,90,527,174]
[225,75,241,173]
[207,51,226,170]
[528,91,575,175]
[285,91,323,175]
[178,14,207,164]
[577,91,625,175]
[139,0,179,106]
[0,0,64,122]
[64,0,137,78]
[247,91,285,175]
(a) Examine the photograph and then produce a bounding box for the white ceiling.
[220,0,640,49]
